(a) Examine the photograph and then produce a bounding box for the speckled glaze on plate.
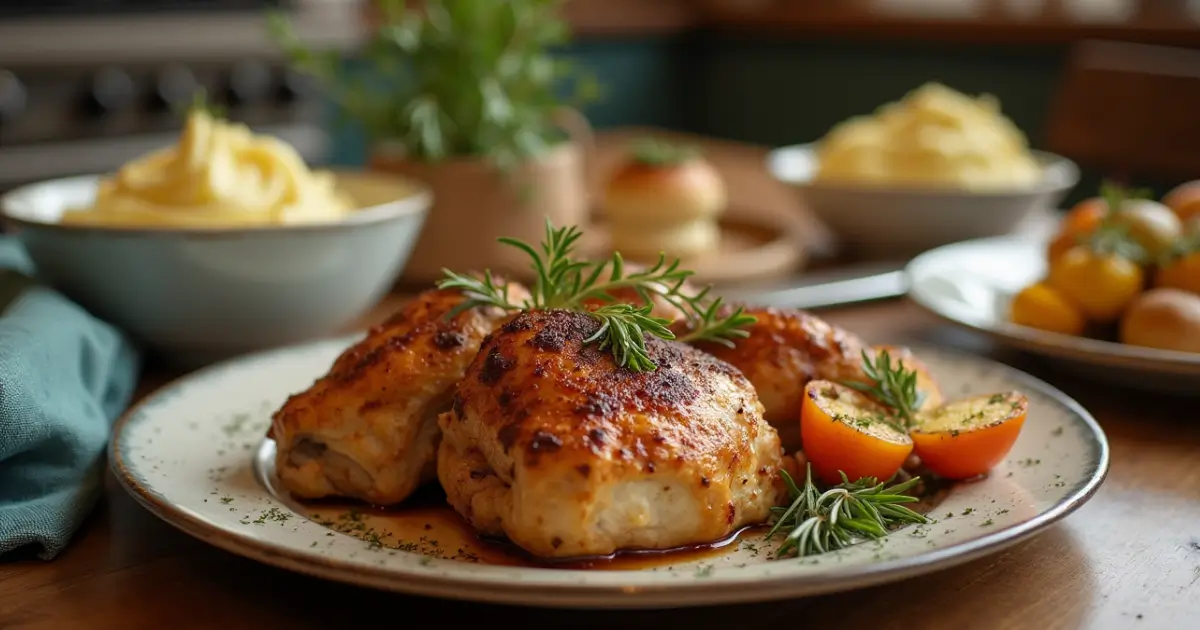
[110,335,1109,609]
[907,235,1200,394]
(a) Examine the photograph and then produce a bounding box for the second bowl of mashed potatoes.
[769,83,1078,255]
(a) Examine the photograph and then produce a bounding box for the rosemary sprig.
[1088,181,1151,263]
[841,349,926,428]
[767,464,928,559]
[436,219,756,370]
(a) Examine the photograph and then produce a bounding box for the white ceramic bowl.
[0,172,430,367]
[767,143,1079,257]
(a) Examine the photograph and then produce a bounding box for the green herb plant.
[767,464,928,559]
[268,0,600,173]
[438,220,756,371]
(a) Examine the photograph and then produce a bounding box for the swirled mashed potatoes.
[61,108,355,227]
[814,83,1042,190]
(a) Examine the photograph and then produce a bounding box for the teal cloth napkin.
[0,237,141,560]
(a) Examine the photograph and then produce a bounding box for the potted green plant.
[269,0,600,283]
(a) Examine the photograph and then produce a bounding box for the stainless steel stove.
[0,0,362,191]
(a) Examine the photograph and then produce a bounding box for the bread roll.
[603,138,727,261]
[609,219,720,261]
[604,159,727,226]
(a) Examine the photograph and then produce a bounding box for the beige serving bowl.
[0,171,431,368]
[767,143,1079,257]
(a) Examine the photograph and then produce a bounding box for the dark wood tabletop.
[1,297,1199,629]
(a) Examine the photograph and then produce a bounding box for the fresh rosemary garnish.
[841,349,927,428]
[436,219,755,371]
[767,464,928,559]
[1091,180,1151,263]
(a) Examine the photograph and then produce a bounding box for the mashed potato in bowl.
[60,106,356,227]
[815,83,1042,191]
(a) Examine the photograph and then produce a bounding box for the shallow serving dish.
[110,335,1108,609]
[0,172,430,367]
[767,143,1079,257]
[906,235,1200,394]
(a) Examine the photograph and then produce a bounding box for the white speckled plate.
[907,235,1200,394]
[111,335,1108,609]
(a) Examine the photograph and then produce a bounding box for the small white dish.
[0,172,430,367]
[111,335,1108,609]
[767,143,1079,257]
[907,235,1200,393]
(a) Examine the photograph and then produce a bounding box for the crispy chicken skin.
[269,283,528,506]
[678,306,871,449]
[438,309,787,558]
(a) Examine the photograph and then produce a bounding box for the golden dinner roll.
[609,218,720,261]
[1119,288,1200,353]
[602,140,727,227]
[603,159,726,226]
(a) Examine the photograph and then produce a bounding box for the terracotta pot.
[370,119,593,285]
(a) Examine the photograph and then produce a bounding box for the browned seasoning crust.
[438,309,787,559]
[269,281,529,506]
[675,305,871,449]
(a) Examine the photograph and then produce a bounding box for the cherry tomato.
[1155,251,1200,295]
[1047,198,1107,262]
[911,392,1029,480]
[799,381,912,485]
[1048,246,1144,322]
[1008,282,1086,336]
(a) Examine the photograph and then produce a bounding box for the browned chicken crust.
[438,309,787,558]
[678,306,871,449]
[269,283,528,506]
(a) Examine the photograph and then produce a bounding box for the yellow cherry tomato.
[1008,282,1086,335]
[1048,246,1145,322]
[1155,251,1200,295]
[1111,200,1182,260]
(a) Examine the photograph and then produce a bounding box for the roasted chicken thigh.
[269,283,528,505]
[438,309,788,558]
[681,306,943,449]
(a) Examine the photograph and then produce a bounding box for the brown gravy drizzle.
[301,487,751,570]
[299,481,950,570]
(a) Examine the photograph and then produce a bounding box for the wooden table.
[1,296,1199,629]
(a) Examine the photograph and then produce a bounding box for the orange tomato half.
[800,380,913,485]
[910,392,1029,480]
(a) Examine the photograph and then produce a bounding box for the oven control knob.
[0,70,28,124]
[150,64,200,112]
[82,66,136,117]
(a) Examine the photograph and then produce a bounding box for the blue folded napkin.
[0,237,141,560]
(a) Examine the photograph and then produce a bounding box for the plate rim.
[109,335,1111,609]
[906,235,1200,375]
